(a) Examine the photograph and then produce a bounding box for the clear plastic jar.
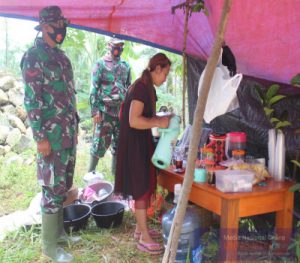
[225,132,247,158]
[200,147,215,169]
[232,149,246,161]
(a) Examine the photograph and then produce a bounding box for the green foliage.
[191,0,209,16]
[291,160,300,168]
[200,228,219,260]
[0,211,163,263]
[288,231,300,262]
[254,84,291,130]
[289,159,300,192]
[156,89,181,114]
[2,18,183,126]
[0,158,39,215]
[289,183,300,192]
[291,73,300,87]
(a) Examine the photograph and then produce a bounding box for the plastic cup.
[194,168,207,183]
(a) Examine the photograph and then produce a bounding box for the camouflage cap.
[34,6,69,31]
[109,38,125,46]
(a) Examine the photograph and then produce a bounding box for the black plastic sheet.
[187,55,300,167]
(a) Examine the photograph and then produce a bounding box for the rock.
[12,134,34,153]
[13,80,23,91]
[5,154,23,165]
[24,157,35,165]
[16,106,27,122]
[26,127,33,138]
[4,145,11,153]
[8,88,24,106]
[6,128,22,147]
[2,104,17,116]
[0,76,15,92]
[7,114,27,134]
[0,112,10,126]
[0,89,9,106]
[0,145,5,156]
[0,125,10,144]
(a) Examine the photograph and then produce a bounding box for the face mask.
[48,26,67,44]
[110,46,123,58]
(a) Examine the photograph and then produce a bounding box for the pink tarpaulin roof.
[0,0,299,84]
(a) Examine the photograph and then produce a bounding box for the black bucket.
[91,201,125,228]
[63,203,91,232]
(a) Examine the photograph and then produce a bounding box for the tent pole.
[162,0,232,262]
[181,0,190,129]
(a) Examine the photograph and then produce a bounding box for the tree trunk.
[182,1,190,130]
[162,0,232,262]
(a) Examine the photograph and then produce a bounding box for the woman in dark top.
[115,53,172,254]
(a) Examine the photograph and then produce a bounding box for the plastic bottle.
[151,115,181,169]
[162,184,201,262]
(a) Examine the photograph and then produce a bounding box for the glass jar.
[200,146,215,169]
[207,168,216,185]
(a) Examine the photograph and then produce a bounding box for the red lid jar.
[225,132,247,159]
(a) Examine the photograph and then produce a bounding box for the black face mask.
[48,26,67,44]
[110,46,123,58]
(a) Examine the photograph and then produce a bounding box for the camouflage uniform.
[21,38,78,214]
[90,54,131,158]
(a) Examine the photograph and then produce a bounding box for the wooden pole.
[162,0,232,262]
[182,1,190,129]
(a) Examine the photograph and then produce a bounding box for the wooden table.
[157,167,295,262]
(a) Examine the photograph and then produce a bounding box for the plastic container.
[91,201,125,228]
[151,115,180,169]
[162,184,201,262]
[83,171,104,186]
[200,146,215,169]
[80,181,114,205]
[194,168,206,183]
[206,133,226,163]
[63,202,91,232]
[207,168,216,185]
[215,169,254,192]
[225,132,247,159]
[232,149,246,161]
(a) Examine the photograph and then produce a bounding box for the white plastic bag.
[198,53,243,124]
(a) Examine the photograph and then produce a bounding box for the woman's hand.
[157,115,171,129]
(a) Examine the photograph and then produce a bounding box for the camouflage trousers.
[37,147,76,214]
[90,113,120,158]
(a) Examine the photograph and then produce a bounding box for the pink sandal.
[137,242,164,255]
[134,229,161,240]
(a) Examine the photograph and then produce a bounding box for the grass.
[0,140,163,263]
[1,138,299,262]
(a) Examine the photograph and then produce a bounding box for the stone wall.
[0,72,34,156]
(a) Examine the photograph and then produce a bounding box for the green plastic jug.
[151,115,180,169]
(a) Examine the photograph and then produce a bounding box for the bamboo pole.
[162,0,232,262]
[182,1,190,129]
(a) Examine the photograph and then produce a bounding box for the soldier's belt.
[102,98,120,106]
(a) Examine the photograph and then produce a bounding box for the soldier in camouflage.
[89,38,131,175]
[20,6,79,263]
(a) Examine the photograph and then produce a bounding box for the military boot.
[111,153,117,176]
[57,209,81,245]
[42,213,74,263]
[88,154,99,172]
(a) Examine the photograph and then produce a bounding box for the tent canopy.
[0,0,300,85]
